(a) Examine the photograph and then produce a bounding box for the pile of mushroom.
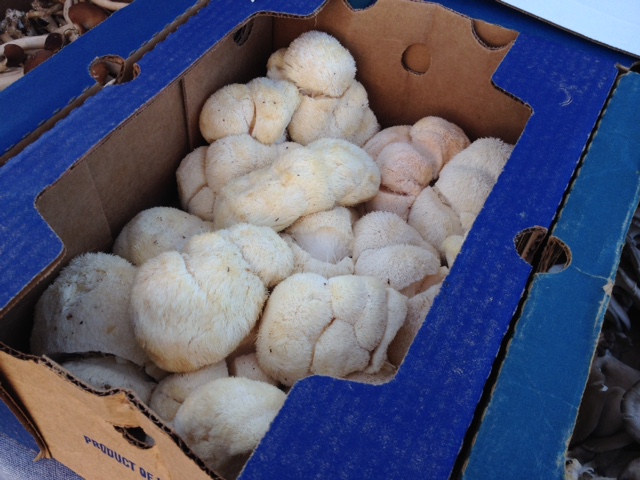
[567,210,640,479]
[30,29,517,479]
[0,0,131,91]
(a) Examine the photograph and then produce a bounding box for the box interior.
[0,2,534,477]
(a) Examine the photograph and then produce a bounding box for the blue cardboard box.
[0,0,207,164]
[0,0,635,478]
[461,71,640,479]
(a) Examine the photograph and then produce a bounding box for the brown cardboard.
[0,1,531,478]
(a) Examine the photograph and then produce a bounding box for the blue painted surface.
[463,72,640,480]
[0,1,635,479]
[0,0,204,158]
[241,29,621,479]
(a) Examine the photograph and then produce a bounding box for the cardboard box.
[460,70,640,479]
[0,0,207,164]
[0,0,634,478]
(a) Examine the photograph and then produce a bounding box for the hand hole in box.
[90,55,140,87]
[401,43,430,75]
[514,227,571,273]
[233,20,254,47]
[114,425,155,450]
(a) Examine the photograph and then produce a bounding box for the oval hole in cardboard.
[401,43,430,75]
[114,425,155,450]
[233,20,254,47]
[514,227,571,273]
[90,55,140,87]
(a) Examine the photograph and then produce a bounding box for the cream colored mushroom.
[409,116,471,173]
[353,211,440,294]
[61,355,157,404]
[434,137,514,232]
[199,77,300,144]
[407,186,463,260]
[212,138,380,231]
[113,206,214,265]
[256,273,407,386]
[30,252,148,366]
[275,30,356,98]
[173,377,286,479]
[131,227,293,372]
[373,141,438,196]
[149,361,228,424]
[229,352,278,386]
[363,125,411,158]
[287,80,379,147]
[176,136,290,221]
[281,206,356,278]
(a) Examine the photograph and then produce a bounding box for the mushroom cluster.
[30,29,518,479]
[0,0,130,90]
[567,210,640,479]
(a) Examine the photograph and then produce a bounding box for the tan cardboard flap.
[273,0,530,143]
[0,349,212,480]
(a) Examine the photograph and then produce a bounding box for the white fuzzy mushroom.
[31,252,148,366]
[173,377,286,479]
[353,211,440,293]
[363,125,411,158]
[434,137,514,231]
[407,186,464,259]
[199,83,253,143]
[287,80,379,146]
[275,30,356,98]
[199,77,300,145]
[176,135,291,221]
[212,138,380,231]
[61,355,157,404]
[131,227,293,373]
[149,361,228,424]
[256,273,407,386]
[113,207,214,265]
[281,206,356,278]
[229,352,278,386]
[409,116,471,173]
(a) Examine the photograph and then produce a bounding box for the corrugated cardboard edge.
[461,71,640,479]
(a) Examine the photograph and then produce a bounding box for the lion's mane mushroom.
[361,117,469,220]
[173,377,286,479]
[275,30,356,98]
[352,211,441,295]
[281,206,356,278]
[199,77,300,144]
[61,355,157,404]
[229,352,278,386]
[176,136,299,221]
[407,186,464,259]
[266,30,379,147]
[256,273,408,386]
[434,137,514,231]
[149,360,228,425]
[30,252,148,366]
[287,80,380,147]
[113,206,214,265]
[212,138,380,231]
[131,225,294,373]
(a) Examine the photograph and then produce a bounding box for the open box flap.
[462,71,640,479]
[0,0,208,163]
[0,0,629,479]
